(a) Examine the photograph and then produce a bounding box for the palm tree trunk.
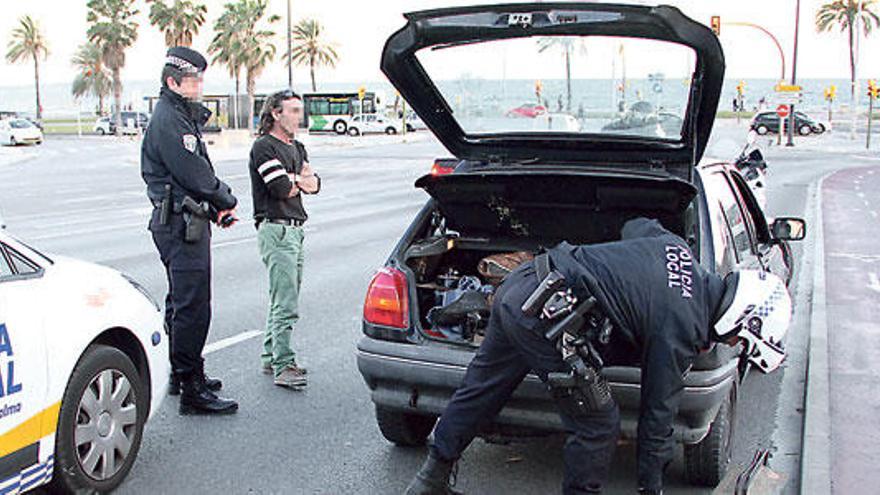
[33,56,42,120]
[247,70,255,134]
[849,22,856,102]
[234,74,241,129]
[310,61,317,92]
[113,66,123,136]
[98,94,105,116]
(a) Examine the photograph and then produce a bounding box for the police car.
[0,230,168,493]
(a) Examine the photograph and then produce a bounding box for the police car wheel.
[333,120,347,134]
[375,405,436,447]
[683,383,736,487]
[50,344,147,493]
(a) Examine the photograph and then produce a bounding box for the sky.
[1,0,879,90]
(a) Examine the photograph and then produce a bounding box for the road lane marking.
[828,252,880,263]
[869,273,880,294]
[204,330,261,355]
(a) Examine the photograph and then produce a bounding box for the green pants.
[257,222,305,375]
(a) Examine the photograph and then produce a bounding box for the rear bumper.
[357,337,736,444]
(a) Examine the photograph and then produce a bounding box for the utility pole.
[287,0,293,88]
[786,0,801,147]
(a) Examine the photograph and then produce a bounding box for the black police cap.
[165,46,207,74]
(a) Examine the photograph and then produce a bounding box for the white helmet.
[713,270,792,373]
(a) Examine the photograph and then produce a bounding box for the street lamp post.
[287,0,293,88]
[787,0,801,147]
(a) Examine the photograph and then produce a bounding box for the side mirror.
[770,217,806,241]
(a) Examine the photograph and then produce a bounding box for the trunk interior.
[403,169,707,365]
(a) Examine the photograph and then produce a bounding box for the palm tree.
[71,42,112,115]
[537,37,586,114]
[211,0,277,133]
[147,0,207,48]
[816,0,880,100]
[6,16,49,120]
[285,19,339,92]
[209,3,247,129]
[87,0,139,135]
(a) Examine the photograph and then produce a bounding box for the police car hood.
[381,3,725,182]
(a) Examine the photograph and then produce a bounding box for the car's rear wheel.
[50,344,147,494]
[334,120,347,135]
[348,127,360,136]
[97,128,106,136]
[385,126,397,135]
[683,383,736,487]
[799,124,812,136]
[375,405,437,446]
[754,124,769,135]
[9,136,17,145]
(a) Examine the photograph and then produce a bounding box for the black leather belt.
[264,218,304,227]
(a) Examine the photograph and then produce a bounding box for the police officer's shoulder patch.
[182,134,197,153]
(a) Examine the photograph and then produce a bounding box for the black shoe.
[169,372,222,396]
[179,375,238,415]
[405,454,463,495]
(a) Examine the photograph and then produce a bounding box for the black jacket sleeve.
[156,115,237,211]
[251,142,294,200]
[636,320,693,491]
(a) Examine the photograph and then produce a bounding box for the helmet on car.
[712,270,792,373]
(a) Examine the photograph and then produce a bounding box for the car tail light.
[430,160,455,176]
[364,267,410,329]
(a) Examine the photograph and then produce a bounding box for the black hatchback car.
[357,3,805,488]
[750,110,826,136]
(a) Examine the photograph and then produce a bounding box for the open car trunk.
[405,168,693,344]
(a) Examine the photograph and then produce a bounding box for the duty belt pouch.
[183,213,204,243]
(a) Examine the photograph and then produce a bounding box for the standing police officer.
[406,218,793,494]
[141,47,239,415]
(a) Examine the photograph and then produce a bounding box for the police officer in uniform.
[406,217,793,494]
[141,47,239,415]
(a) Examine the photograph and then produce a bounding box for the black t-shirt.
[248,134,316,222]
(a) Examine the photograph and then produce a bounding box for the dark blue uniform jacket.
[547,217,726,490]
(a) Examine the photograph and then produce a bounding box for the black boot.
[179,374,238,415]
[169,372,222,396]
[405,454,463,495]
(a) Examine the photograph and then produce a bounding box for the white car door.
[0,242,49,476]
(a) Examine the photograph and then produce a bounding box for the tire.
[799,124,812,136]
[10,136,17,146]
[375,405,437,447]
[97,128,106,136]
[333,120,347,135]
[49,345,147,494]
[348,127,360,136]
[385,127,397,135]
[754,125,769,136]
[684,383,736,487]
[817,123,826,134]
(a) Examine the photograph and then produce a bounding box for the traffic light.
[710,16,721,36]
[824,85,837,102]
[868,80,879,99]
[357,86,366,100]
[736,80,746,96]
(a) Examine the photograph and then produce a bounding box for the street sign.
[774,83,802,92]
[775,92,802,105]
[776,104,790,118]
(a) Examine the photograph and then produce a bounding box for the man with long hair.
[248,89,320,388]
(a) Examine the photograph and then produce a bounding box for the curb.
[800,172,831,493]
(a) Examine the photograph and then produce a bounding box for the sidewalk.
[802,165,880,493]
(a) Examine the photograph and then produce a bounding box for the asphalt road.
[0,124,868,494]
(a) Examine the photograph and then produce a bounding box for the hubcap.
[74,369,138,481]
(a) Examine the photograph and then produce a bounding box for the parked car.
[750,110,825,136]
[357,3,805,488]
[94,112,150,136]
[345,113,408,136]
[0,230,168,493]
[0,119,43,146]
[505,103,547,118]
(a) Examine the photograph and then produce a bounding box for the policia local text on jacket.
[141,57,238,414]
[412,217,727,494]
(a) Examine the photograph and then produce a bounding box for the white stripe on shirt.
[257,159,283,175]
[263,169,287,184]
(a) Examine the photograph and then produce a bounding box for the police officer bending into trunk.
[141,46,239,415]
[406,217,792,495]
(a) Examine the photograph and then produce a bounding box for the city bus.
[303,92,379,134]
